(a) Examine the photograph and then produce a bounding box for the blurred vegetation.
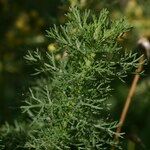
[0,0,150,150]
[0,0,68,123]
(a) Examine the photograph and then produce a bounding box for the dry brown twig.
[115,55,144,139]
[112,37,150,149]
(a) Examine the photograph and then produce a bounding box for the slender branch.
[113,54,145,148]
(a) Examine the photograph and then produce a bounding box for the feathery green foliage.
[0,122,29,150]
[22,7,139,149]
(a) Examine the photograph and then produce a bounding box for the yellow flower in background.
[47,43,57,52]
[15,13,30,32]
[125,0,143,18]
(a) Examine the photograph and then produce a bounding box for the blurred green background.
[0,0,150,149]
[0,0,67,123]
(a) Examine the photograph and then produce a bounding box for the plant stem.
[113,55,145,149]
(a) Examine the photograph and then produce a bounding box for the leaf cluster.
[0,122,29,150]
[22,7,139,150]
